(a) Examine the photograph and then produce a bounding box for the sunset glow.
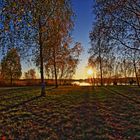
[87,68,93,76]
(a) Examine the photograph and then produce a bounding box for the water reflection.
[72,81,91,86]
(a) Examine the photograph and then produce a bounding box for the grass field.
[0,86,140,140]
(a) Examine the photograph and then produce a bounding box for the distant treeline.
[0,77,138,87]
[86,77,138,86]
[0,79,73,87]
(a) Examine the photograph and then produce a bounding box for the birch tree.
[1,0,74,95]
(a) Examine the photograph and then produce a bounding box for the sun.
[87,69,93,76]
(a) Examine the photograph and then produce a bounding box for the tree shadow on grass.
[0,86,57,112]
[0,95,43,112]
[0,87,33,95]
[1,86,140,139]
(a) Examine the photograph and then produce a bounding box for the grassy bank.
[0,86,140,139]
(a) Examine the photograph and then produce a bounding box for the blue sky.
[71,0,94,79]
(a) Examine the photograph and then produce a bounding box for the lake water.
[72,81,91,86]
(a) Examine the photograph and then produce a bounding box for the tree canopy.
[89,0,140,86]
[0,0,75,94]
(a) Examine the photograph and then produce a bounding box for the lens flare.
[87,69,93,75]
